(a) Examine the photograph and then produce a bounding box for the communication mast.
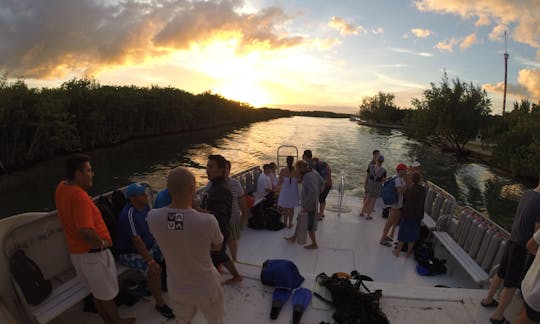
[502,30,509,114]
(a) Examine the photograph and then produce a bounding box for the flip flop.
[481,299,499,308]
[366,216,373,220]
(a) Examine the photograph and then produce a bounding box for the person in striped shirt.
[115,183,174,319]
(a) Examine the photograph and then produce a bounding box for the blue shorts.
[118,244,164,273]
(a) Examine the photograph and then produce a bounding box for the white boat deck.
[51,193,519,324]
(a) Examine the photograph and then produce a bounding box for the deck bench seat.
[14,262,131,323]
[433,231,488,285]
[422,213,437,229]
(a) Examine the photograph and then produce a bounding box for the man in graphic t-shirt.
[148,167,225,324]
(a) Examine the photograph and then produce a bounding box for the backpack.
[111,190,127,216]
[380,177,398,205]
[261,259,304,289]
[95,196,118,252]
[264,208,286,231]
[316,161,329,182]
[10,250,52,305]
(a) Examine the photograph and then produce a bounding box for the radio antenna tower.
[502,29,509,114]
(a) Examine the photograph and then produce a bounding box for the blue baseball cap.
[126,183,146,199]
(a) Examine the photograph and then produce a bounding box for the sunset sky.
[1,0,540,113]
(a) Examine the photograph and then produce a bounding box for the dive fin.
[291,288,312,324]
[270,288,291,320]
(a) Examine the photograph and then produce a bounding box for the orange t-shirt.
[55,181,111,254]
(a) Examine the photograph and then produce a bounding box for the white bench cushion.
[422,213,437,229]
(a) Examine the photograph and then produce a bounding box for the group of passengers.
[360,149,425,257]
[55,154,249,324]
[253,150,331,249]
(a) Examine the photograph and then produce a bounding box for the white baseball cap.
[411,161,421,168]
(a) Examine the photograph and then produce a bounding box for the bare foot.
[285,236,296,243]
[392,249,400,257]
[304,244,318,249]
[114,317,136,324]
[366,216,373,220]
[288,224,294,229]
[405,253,413,259]
[224,275,243,285]
[359,213,364,217]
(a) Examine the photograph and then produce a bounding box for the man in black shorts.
[312,158,332,220]
[201,154,243,284]
[481,180,540,324]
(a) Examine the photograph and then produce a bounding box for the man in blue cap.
[115,183,174,319]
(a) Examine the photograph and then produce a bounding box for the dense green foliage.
[488,100,540,178]
[357,91,406,123]
[404,74,491,155]
[0,78,296,170]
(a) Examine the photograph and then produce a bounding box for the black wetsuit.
[202,177,233,267]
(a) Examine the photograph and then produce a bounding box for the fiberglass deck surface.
[52,193,519,324]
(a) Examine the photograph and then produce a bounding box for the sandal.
[366,216,373,220]
[481,299,499,308]
[379,240,392,247]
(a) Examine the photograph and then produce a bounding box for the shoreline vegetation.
[0,77,347,174]
[355,74,540,181]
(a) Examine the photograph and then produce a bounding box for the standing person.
[277,156,299,228]
[481,180,540,324]
[363,150,380,203]
[201,154,242,284]
[285,160,326,249]
[516,228,540,324]
[380,163,407,246]
[302,149,317,170]
[254,164,274,207]
[268,162,279,191]
[313,157,332,220]
[392,173,426,258]
[405,161,423,186]
[115,183,174,319]
[147,167,225,324]
[224,160,249,261]
[55,154,134,324]
[360,155,386,220]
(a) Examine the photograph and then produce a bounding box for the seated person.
[115,183,174,319]
[154,188,171,208]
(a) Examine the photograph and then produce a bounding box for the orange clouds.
[411,28,433,38]
[0,0,304,78]
[328,16,367,35]
[483,69,540,101]
[434,33,478,52]
[415,0,540,49]
[518,69,540,99]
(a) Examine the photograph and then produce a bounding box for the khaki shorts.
[70,249,119,300]
[229,223,242,241]
[170,287,224,324]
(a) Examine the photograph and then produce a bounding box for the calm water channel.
[0,117,532,229]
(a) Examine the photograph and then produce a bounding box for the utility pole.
[503,30,509,114]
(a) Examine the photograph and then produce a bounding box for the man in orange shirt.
[55,154,134,324]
